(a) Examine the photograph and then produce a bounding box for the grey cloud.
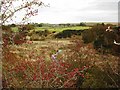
[39,1,118,14]
[32,0,119,23]
[78,1,118,12]
[93,2,118,11]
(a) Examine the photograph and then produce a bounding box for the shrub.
[10,24,16,27]
[2,33,11,46]
[44,30,50,37]
[38,23,43,27]
[82,24,107,44]
[13,33,26,45]
[2,25,12,33]
[54,30,83,38]
[19,24,34,32]
[82,29,96,43]
[30,33,40,41]
[79,22,86,26]
[82,24,119,54]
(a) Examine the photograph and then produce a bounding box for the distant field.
[11,27,19,32]
[34,26,90,32]
[11,26,90,32]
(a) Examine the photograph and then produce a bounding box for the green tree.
[79,22,86,26]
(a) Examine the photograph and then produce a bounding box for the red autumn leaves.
[4,55,89,88]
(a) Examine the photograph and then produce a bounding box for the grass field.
[11,27,19,32]
[11,26,90,32]
[34,26,90,32]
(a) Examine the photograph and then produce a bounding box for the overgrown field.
[2,23,120,88]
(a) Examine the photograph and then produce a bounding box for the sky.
[8,0,120,24]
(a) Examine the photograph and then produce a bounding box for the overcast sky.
[12,0,120,24]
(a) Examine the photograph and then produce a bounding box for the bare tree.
[0,0,48,25]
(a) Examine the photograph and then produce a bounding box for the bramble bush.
[3,32,26,46]
[82,24,106,44]
[82,24,120,54]
[2,45,90,88]
[54,29,83,38]
[2,25,27,46]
